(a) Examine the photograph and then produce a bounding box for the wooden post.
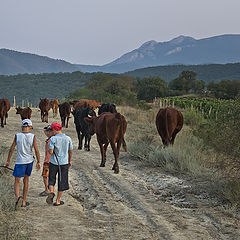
[13,96,16,107]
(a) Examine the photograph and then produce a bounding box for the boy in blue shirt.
[46,122,73,206]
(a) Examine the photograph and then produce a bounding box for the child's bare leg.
[43,177,50,192]
[49,185,55,193]
[14,177,21,201]
[56,191,63,204]
[22,175,29,205]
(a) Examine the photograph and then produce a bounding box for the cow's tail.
[116,113,127,152]
[164,109,171,146]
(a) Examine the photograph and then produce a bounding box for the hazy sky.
[1,0,240,65]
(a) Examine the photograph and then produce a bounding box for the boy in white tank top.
[5,119,41,210]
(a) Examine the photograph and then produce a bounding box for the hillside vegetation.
[0,68,239,107]
[0,71,99,106]
[126,63,240,83]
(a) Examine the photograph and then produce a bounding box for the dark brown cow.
[50,99,60,118]
[59,102,71,128]
[39,98,50,123]
[69,100,80,106]
[155,107,183,146]
[0,99,10,126]
[16,107,32,120]
[0,101,7,127]
[85,112,127,174]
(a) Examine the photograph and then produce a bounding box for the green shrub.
[138,100,152,111]
[182,110,206,127]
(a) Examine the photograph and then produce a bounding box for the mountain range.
[1,34,240,75]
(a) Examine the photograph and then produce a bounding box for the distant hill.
[1,34,240,75]
[0,49,79,75]
[125,63,240,83]
[78,34,240,73]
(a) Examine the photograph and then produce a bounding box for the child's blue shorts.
[13,162,33,177]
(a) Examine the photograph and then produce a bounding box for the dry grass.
[0,147,29,240]
[119,106,240,208]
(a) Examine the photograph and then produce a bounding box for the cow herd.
[0,97,183,173]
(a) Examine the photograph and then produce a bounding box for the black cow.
[72,106,96,151]
[98,103,117,115]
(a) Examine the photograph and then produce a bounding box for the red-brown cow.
[155,107,183,146]
[59,102,71,128]
[85,112,127,174]
[39,98,50,123]
[80,99,101,110]
[0,99,10,126]
[16,107,32,120]
[50,99,60,118]
[73,101,88,110]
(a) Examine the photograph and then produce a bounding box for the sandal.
[21,202,30,207]
[53,201,64,206]
[15,196,23,210]
[46,192,55,204]
[39,191,49,197]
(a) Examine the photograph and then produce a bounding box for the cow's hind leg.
[44,112,48,123]
[84,135,91,151]
[79,132,84,150]
[76,127,82,149]
[61,117,65,127]
[99,141,109,167]
[122,138,127,152]
[66,117,69,128]
[99,143,106,167]
[41,111,44,122]
[110,140,119,174]
[1,117,4,128]
[170,128,181,145]
[4,112,8,125]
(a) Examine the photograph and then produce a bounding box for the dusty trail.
[1,108,239,240]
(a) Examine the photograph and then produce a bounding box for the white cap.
[22,119,32,127]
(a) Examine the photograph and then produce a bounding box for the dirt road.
[1,108,240,240]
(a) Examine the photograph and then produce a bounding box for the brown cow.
[50,99,60,118]
[59,102,71,128]
[0,99,10,125]
[155,107,183,146]
[16,107,32,120]
[39,98,50,123]
[80,99,101,110]
[69,100,80,106]
[73,101,88,110]
[0,101,7,127]
[85,112,127,174]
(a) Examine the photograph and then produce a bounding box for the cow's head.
[87,107,96,118]
[84,116,97,135]
[16,107,22,114]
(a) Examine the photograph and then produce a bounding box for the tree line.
[67,71,240,106]
[0,70,239,106]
